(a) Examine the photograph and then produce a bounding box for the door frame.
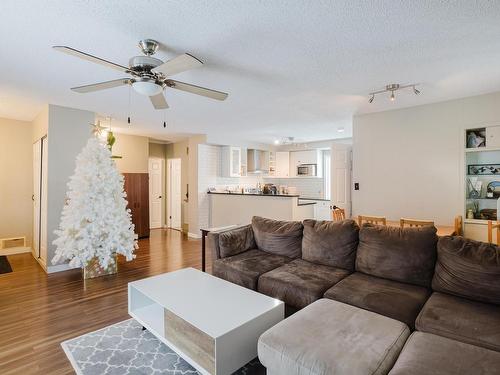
[166,158,182,230]
[148,157,164,229]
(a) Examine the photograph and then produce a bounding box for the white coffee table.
[128,268,284,375]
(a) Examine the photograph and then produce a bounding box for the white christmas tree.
[52,136,138,269]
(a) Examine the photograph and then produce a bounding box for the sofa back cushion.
[302,219,359,270]
[219,225,256,258]
[356,224,438,287]
[432,236,500,305]
[252,216,303,258]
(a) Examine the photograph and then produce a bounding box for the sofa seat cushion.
[258,259,351,308]
[252,216,303,258]
[416,292,500,351]
[389,332,500,375]
[301,219,359,270]
[212,249,291,290]
[433,236,500,305]
[324,272,431,328]
[356,224,438,287]
[258,299,410,375]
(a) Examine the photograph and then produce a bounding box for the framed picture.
[468,164,500,175]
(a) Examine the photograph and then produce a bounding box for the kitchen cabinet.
[221,146,242,177]
[289,150,323,177]
[275,151,290,177]
[314,200,332,220]
[123,173,150,238]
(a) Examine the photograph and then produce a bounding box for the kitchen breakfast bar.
[208,192,316,228]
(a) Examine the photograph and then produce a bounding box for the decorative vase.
[83,253,117,279]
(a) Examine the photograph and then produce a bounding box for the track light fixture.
[368,83,421,103]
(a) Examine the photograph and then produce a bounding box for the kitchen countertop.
[207,191,300,197]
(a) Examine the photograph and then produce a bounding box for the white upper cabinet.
[486,126,500,148]
[221,146,242,177]
[289,150,323,177]
[275,151,290,177]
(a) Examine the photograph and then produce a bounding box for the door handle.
[32,194,35,201]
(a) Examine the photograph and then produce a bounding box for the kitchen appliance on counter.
[297,163,317,176]
[263,183,278,195]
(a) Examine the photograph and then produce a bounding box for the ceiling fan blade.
[71,78,132,93]
[166,80,228,101]
[149,93,169,109]
[53,46,130,73]
[152,53,203,77]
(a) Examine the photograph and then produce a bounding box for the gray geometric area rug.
[62,319,265,375]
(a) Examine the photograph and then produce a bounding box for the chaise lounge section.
[209,216,500,374]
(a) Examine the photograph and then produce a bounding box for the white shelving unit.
[463,126,500,242]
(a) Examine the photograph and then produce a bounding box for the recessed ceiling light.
[337,127,345,133]
[274,139,280,145]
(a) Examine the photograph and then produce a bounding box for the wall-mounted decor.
[466,129,486,148]
[468,164,500,175]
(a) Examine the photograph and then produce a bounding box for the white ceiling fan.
[53,39,228,109]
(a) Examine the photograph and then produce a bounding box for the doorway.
[167,158,182,230]
[148,158,164,229]
[33,136,48,263]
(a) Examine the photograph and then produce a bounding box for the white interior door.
[331,143,352,218]
[149,158,163,229]
[40,137,48,262]
[167,158,182,230]
[32,140,41,257]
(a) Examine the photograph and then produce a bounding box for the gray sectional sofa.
[208,216,500,374]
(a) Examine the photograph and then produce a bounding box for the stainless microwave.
[297,164,317,176]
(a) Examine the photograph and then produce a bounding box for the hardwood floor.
[0,229,203,375]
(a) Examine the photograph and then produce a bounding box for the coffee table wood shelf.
[128,268,284,375]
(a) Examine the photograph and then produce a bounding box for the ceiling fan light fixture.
[132,79,163,96]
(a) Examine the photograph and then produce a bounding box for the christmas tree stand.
[83,254,117,279]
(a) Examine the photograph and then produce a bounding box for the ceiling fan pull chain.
[127,85,131,125]
[163,110,167,128]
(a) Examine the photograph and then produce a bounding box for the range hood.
[247,149,268,174]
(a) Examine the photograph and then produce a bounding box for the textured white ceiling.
[1,1,500,144]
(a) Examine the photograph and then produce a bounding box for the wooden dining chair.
[487,220,500,245]
[400,218,435,228]
[331,208,346,221]
[358,215,387,226]
[454,215,463,236]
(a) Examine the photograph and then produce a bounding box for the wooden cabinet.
[123,173,150,238]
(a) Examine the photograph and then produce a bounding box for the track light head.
[368,94,374,103]
[390,91,395,101]
[413,86,421,95]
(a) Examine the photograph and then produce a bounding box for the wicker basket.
[83,254,117,279]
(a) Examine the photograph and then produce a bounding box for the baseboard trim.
[187,232,201,239]
[47,263,78,274]
[0,246,31,256]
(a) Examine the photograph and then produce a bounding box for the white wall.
[353,91,500,225]
[0,118,33,247]
[46,105,95,271]
[112,133,149,173]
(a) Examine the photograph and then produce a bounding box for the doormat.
[61,318,265,374]
[0,256,12,274]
